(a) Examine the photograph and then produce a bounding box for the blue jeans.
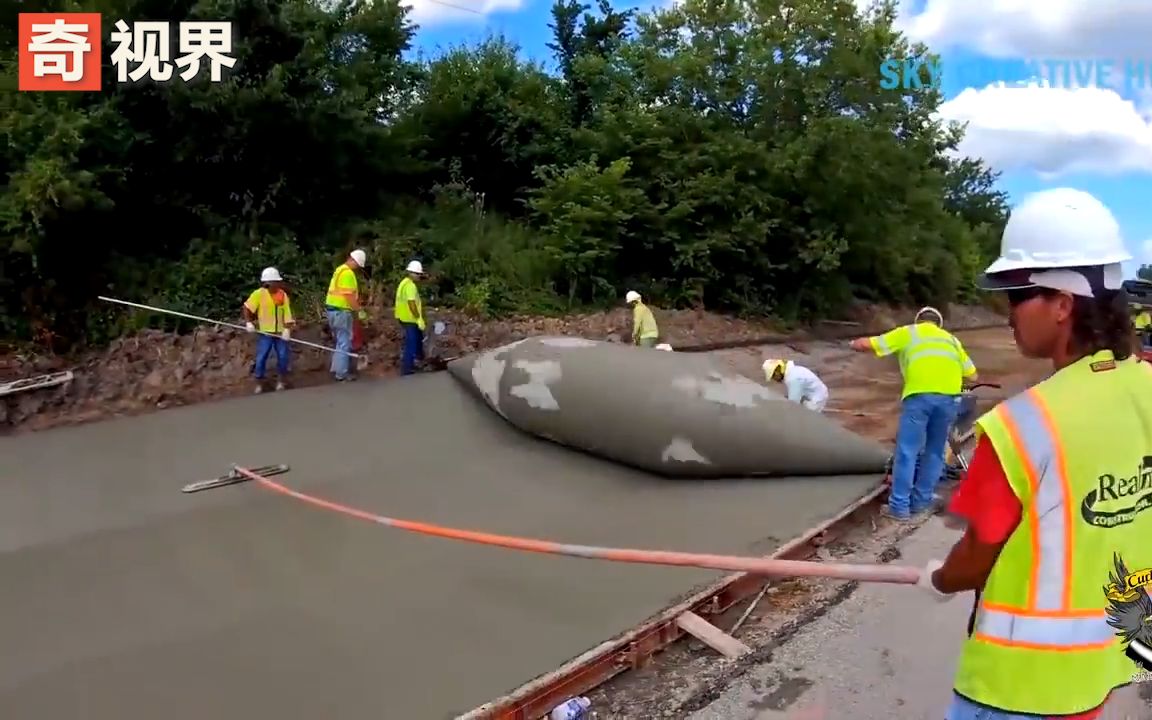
[400,321,424,376]
[945,692,1091,719]
[889,392,959,517]
[253,334,290,379]
[327,309,353,379]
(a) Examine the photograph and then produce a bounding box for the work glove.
[917,559,954,602]
[281,328,291,341]
[417,319,426,332]
[245,321,256,333]
[357,309,368,321]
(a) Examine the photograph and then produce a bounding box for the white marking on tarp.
[509,360,562,410]
[470,340,527,417]
[670,372,778,408]
[662,437,711,464]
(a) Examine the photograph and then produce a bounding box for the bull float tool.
[200,465,923,585]
[97,296,363,359]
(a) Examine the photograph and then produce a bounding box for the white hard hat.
[260,267,283,283]
[625,290,641,303]
[914,306,943,325]
[406,260,425,275]
[350,249,367,267]
[655,343,673,351]
[980,189,1129,297]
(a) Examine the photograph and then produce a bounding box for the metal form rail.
[458,481,890,720]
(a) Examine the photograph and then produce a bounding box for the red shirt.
[947,436,1022,544]
[948,438,1107,720]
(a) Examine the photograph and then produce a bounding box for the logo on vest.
[1081,458,1152,528]
[1103,553,1152,675]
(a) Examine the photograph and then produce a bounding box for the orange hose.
[233,466,921,585]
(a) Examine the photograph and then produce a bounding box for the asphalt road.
[0,372,879,719]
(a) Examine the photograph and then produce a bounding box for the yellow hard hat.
[762,358,785,380]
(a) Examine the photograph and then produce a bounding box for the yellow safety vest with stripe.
[633,302,659,341]
[325,263,359,310]
[394,276,422,324]
[954,350,1152,715]
[1133,311,1151,330]
[869,322,976,398]
[243,287,294,333]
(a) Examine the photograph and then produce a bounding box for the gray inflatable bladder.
[446,336,890,478]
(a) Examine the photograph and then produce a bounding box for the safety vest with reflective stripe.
[954,350,1152,715]
[325,264,358,310]
[243,287,293,333]
[394,276,422,324]
[869,322,975,398]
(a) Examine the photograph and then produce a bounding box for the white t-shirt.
[782,362,829,411]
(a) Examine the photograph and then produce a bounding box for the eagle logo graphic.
[1103,553,1152,671]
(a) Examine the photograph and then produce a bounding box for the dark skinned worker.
[325,249,367,382]
[850,306,979,520]
[243,266,295,394]
[395,260,426,375]
[921,188,1151,720]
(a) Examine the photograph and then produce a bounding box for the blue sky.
[406,0,1152,274]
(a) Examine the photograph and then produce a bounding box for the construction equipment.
[181,464,289,493]
[947,382,1001,473]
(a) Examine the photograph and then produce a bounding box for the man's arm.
[955,338,978,382]
[785,377,804,403]
[849,326,908,357]
[283,296,296,327]
[403,282,420,323]
[242,290,260,322]
[932,437,1021,594]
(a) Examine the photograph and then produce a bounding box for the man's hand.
[281,328,291,341]
[849,337,871,352]
[245,321,256,333]
[357,310,368,321]
[917,559,955,602]
[417,319,426,332]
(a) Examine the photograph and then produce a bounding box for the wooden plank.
[675,611,751,659]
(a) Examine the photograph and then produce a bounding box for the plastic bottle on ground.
[548,696,592,720]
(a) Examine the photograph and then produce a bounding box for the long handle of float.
[231,466,922,585]
[98,296,362,358]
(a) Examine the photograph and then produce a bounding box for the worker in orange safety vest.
[918,188,1152,719]
[243,267,295,393]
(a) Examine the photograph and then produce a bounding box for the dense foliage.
[0,0,1009,349]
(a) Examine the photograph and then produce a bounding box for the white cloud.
[402,0,523,25]
[936,83,1152,176]
[898,0,1152,58]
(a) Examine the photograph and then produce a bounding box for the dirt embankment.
[0,303,1006,433]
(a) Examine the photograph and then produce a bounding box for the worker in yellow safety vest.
[919,188,1152,720]
[243,267,295,394]
[394,260,426,375]
[849,306,978,520]
[1131,304,1151,349]
[625,290,659,347]
[325,249,366,382]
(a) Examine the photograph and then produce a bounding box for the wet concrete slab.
[0,372,879,719]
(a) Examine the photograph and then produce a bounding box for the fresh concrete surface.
[688,520,1152,720]
[0,372,878,719]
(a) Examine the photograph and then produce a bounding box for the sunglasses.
[1006,287,1047,307]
